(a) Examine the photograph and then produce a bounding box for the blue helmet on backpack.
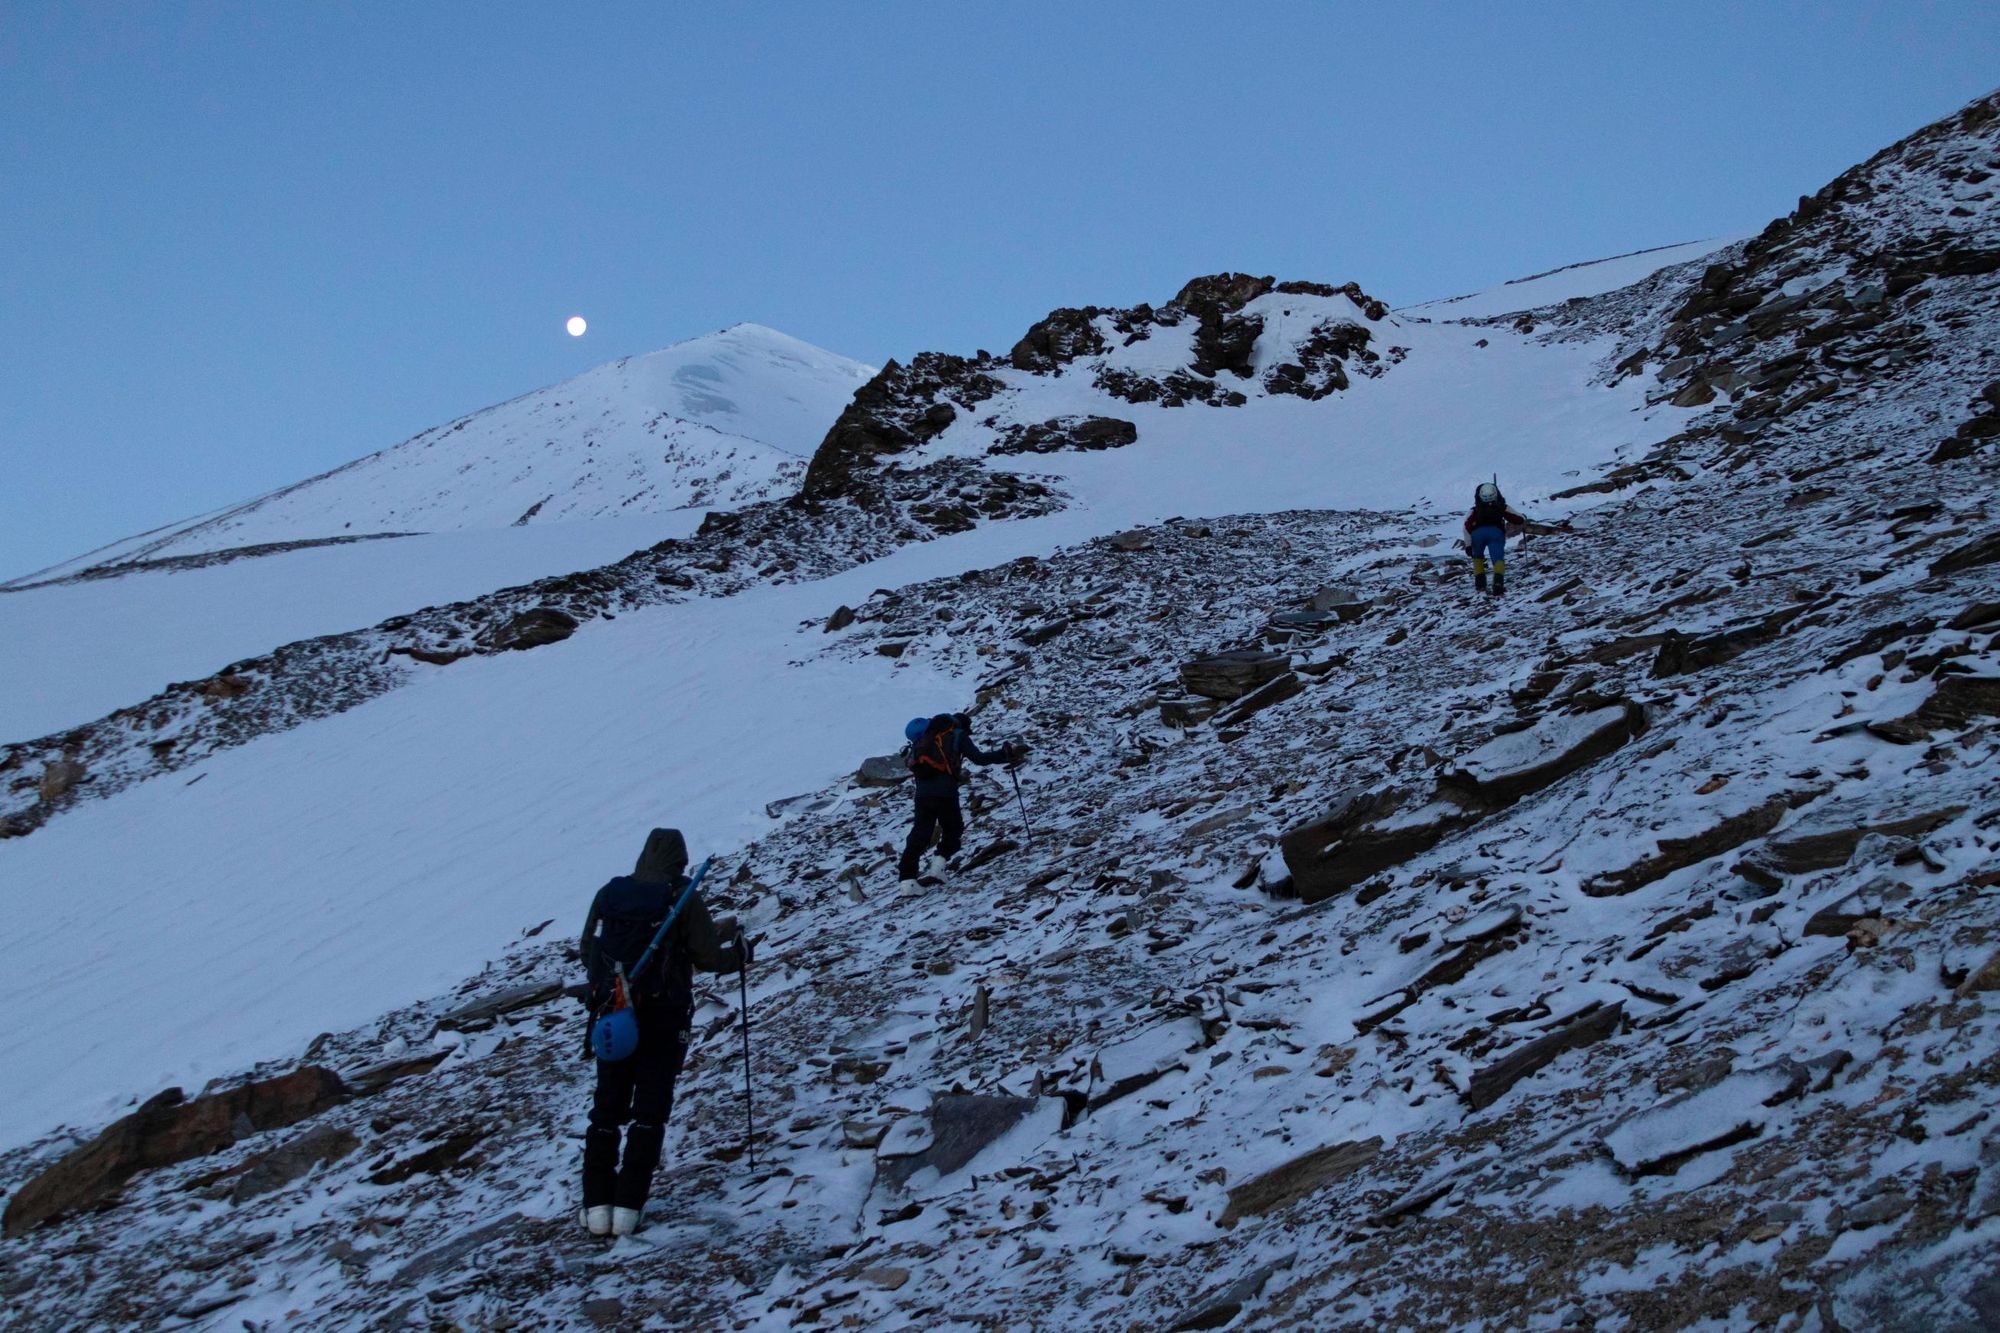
[905,717,929,743]
[591,1006,640,1062]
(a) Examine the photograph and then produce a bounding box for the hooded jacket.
[579,828,743,1010]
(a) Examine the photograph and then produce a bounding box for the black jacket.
[580,828,742,1011]
[1465,500,1526,533]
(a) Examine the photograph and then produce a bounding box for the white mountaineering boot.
[920,852,949,881]
[584,1205,612,1237]
[612,1206,642,1237]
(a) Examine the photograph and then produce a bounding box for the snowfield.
[1404,236,1745,320]
[0,513,705,743]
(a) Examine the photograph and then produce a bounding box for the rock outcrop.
[4,1067,348,1237]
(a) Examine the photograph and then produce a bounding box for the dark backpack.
[586,876,685,999]
[1471,492,1509,529]
[907,714,959,780]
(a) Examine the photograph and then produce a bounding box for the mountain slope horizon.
[6,322,874,588]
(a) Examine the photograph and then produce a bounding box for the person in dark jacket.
[897,712,1022,885]
[1463,482,1528,596]
[577,827,747,1237]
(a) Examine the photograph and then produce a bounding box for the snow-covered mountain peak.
[14,323,874,584]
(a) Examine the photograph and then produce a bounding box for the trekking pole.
[1008,762,1034,849]
[736,930,756,1171]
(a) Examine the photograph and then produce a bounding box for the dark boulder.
[800,354,1005,499]
[1169,273,1277,380]
[1913,674,2000,731]
[1279,787,1479,904]
[988,415,1138,456]
[478,607,578,652]
[1930,529,2000,578]
[1264,320,1373,400]
[1214,672,1304,727]
[1180,650,1290,701]
[856,754,912,786]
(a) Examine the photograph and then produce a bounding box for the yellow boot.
[1472,557,1488,593]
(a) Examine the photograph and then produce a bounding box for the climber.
[1464,481,1528,596]
[897,712,1024,886]
[576,828,749,1238]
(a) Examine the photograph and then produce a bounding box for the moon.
[566,315,587,337]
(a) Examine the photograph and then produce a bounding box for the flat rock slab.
[1089,1017,1203,1112]
[1747,796,1967,876]
[346,1050,450,1095]
[1464,1002,1624,1112]
[1217,1138,1382,1228]
[1160,697,1220,728]
[1929,528,2000,577]
[766,791,840,820]
[1582,794,1793,897]
[1265,612,1347,644]
[1180,651,1291,702]
[227,1124,360,1204]
[1602,1059,1808,1175]
[1307,585,1369,617]
[1443,903,1524,946]
[4,1066,348,1236]
[1170,1252,1298,1330]
[876,1094,1064,1192]
[1280,787,1478,905]
[1215,671,1304,727]
[856,754,911,786]
[1915,675,2000,730]
[437,980,565,1029]
[1440,703,1643,807]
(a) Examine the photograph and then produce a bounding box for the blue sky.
[2,3,1995,579]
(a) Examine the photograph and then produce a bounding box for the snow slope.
[1405,236,1744,320]
[0,323,872,744]
[0,315,1681,1147]
[9,323,872,581]
[901,288,1685,515]
[0,513,703,744]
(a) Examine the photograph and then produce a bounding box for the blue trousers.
[1468,525,1506,567]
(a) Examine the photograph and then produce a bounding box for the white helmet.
[1476,482,1501,504]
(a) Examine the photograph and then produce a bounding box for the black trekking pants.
[898,785,964,880]
[583,1001,692,1210]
